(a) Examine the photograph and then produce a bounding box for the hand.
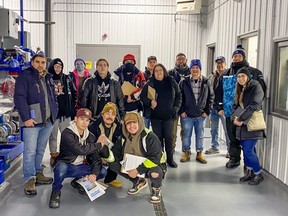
[151,100,157,109]
[218,110,224,116]
[97,134,107,146]
[127,169,138,178]
[233,117,243,126]
[181,112,187,118]
[24,119,37,127]
[87,174,97,182]
[201,112,208,118]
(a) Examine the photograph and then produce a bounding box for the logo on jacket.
[98,82,110,100]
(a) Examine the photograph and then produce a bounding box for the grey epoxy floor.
[1,128,288,216]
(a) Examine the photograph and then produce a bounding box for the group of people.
[13,44,267,208]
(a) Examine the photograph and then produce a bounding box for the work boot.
[180,151,191,162]
[167,159,178,168]
[107,180,123,188]
[248,173,264,185]
[239,169,255,182]
[205,148,220,155]
[24,177,37,195]
[196,152,207,164]
[49,190,61,208]
[36,172,53,185]
[150,187,161,204]
[50,152,59,167]
[226,159,240,168]
[71,178,86,195]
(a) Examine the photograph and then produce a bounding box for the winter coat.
[179,75,214,117]
[80,72,125,119]
[48,58,77,119]
[14,66,58,125]
[140,76,182,119]
[232,79,265,140]
[168,64,190,84]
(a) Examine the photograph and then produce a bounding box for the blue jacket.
[14,66,58,126]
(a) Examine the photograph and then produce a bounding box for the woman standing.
[140,64,182,168]
[232,67,265,185]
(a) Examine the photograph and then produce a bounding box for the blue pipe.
[20,0,24,47]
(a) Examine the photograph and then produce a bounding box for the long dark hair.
[234,76,250,105]
[152,63,169,79]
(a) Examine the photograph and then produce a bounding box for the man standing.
[205,56,230,157]
[168,53,190,152]
[219,45,266,168]
[114,54,146,112]
[14,53,58,195]
[49,108,109,208]
[143,56,157,128]
[179,59,214,164]
[88,102,122,187]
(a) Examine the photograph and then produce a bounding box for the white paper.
[121,153,146,178]
[76,178,106,201]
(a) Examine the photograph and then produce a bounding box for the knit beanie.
[232,45,246,59]
[74,57,86,66]
[123,54,136,64]
[236,67,250,78]
[53,58,63,67]
[101,102,117,116]
[189,59,202,70]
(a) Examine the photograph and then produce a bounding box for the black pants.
[109,162,163,188]
[226,117,241,162]
[104,168,118,183]
[151,118,174,163]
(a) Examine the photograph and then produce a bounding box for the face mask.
[124,63,135,72]
[76,64,84,71]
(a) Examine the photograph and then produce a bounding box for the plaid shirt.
[190,75,202,105]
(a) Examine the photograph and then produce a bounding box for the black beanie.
[237,67,250,78]
[232,44,246,59]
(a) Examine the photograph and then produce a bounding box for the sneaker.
[127,178,147,195]
[107,180,123,188]
[24,177,37,195]
[205,148,220,155]
[225,152,230,158]
[180,151,191,162]
[71,178,86,195]
[150,187,161,204]
[196,152,207,164]
[49,190,61,208]
[36,172,53,185]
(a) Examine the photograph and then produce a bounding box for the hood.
[94,71,112,79]
[48,58,64,80]
[122,112,145,139]
[68,120,90,142]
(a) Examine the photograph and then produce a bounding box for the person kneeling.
[49,108,110,208]
[110,112,165,204]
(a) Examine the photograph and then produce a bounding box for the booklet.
[76,178,106,201]
[121,153,146,178]
[147,85,157,100]
[121,81,137,95]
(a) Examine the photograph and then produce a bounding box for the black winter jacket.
[140,76,182,119]
[80,72,125,119]
[232,79,265,140]
[179,76,214,117]
[55,128,109,176]
[112,130,162,175]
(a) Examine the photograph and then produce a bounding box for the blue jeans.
[210,109,230,150]
[22,121,53,182]
[52,162,107,191]
[241,140,261,174]
[181,116,205,152]
[144,117,151,129]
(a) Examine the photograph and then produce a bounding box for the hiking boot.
[225,152,230,158]
[205,148,220,155]
[24,177,37,195]
[49,190,61,208]
[196,152,207,164]
[239,170,255,182]
[180,151,191,162]
[150,187,161,204]
[248,173,264,185]
[127,178,147,195]
[71,178,86,195]
[50,152,59,167]
[36,172,53,185]
[226,160,240,168]
[107,180,123,188]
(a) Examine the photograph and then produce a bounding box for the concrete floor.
[0,129,288,216]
